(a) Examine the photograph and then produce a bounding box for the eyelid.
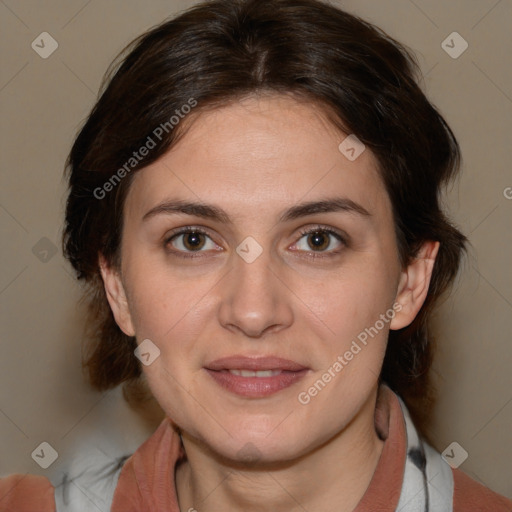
[296,224,348,243]
[165,225,213,241]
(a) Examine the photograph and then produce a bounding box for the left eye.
[292,228,345,253]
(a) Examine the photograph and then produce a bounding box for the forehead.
[124,94,390,223]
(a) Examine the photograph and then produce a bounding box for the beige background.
[1,0,511,500]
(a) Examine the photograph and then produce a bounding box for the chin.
[205,428,309,467]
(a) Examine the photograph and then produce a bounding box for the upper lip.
[205,356,308,372]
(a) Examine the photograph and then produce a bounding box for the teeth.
[228,369,282,377]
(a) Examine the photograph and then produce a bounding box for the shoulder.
[52,451,128,512]
[452,468,512,511]
[1,450,129,512]
[0,474,56,512]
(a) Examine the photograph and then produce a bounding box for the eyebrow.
[142,197,372,224]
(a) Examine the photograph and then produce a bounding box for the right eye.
[164,227,222,259]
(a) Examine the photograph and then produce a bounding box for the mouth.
[204,356,310,398]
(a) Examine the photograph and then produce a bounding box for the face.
[101,94,433,464]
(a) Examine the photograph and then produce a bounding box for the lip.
[205,355,308,372]
[204,356,310,398]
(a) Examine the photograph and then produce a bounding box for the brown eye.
[181,232,206,251]
[307,231,330,251]
[166,229,218,254]
[291,227,347,257]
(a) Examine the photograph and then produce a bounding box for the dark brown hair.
[62,0,467,434]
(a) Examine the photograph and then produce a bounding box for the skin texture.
[100,94,439,512]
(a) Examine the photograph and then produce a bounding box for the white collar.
[396,395,454,511]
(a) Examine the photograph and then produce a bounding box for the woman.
[1,0,510,510]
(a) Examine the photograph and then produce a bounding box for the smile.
[226,369,282,377]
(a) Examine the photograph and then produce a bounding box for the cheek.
[293,259,396,345]
[124,256,220,341]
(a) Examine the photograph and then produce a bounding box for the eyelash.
[164,225,348,260]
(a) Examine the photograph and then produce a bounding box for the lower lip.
[204,369,309,398]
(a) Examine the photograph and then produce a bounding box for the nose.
[217,246,294,338]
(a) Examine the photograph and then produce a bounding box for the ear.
[390,240,440,330]
[98,253,136,337]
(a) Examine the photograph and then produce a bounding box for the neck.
[175,386,385,512]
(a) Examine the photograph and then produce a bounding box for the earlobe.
[390,241,440,331]
[98,253,136,337]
